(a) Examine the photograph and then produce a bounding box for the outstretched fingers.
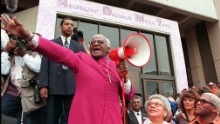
[13,16,21,26]
[1,14,14,31]
[0,15,8,29]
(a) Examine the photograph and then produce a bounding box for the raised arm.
[1,14,79,71]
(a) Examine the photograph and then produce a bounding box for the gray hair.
[202,93,220,115]
[91,34,111,47]
[145,94,171,118]
[131,95,143,104]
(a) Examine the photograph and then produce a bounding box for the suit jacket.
[39,37,85,95]
[129,111,147,124]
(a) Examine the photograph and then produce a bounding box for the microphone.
[5,0,18,14]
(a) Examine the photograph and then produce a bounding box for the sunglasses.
[198,99,214,106]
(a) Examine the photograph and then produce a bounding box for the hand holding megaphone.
[109,32,152,124]
[109,32,152,68]
[116,61,128,82]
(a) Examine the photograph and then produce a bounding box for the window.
[155,35,171,76]
[78,21,98,46]
[100,25,119,49]
[55,15,176,100]
[144,80,175,98]
[141,33,175,100]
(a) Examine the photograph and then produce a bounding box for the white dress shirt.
[133,111,142,124]
[60,35,71,46]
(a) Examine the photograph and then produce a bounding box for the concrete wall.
[206,0,220,82]
[184,27,206,87]
[13,6,39,33]
[149,0,218,21]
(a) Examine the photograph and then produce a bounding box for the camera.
[29,79,43,104]
[72,27,84,41]
[9,34,27,49]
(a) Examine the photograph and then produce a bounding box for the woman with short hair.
[143,94,171,124]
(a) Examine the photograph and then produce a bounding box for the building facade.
[9,0,220,100]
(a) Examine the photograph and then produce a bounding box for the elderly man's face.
[195,94,216,116]
[89,37,110,59]
[131,98,142,112]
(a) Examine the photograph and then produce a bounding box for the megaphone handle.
[121,77,126,124]
[121,71,127,78]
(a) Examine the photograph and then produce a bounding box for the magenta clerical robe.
[34,37,135,124]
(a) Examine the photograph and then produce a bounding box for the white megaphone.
[109,32,152,67]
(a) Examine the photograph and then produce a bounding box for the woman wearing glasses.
[143,94,171,124]
[176,89,200,124]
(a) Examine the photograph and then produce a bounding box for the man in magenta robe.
[1,14,135,124]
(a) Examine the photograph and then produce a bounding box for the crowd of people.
[1,14,220,124]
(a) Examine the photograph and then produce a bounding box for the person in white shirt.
[1,29,10,51]
[1,38,41,124]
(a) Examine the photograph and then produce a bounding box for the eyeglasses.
[90,40,104,45]
[198,99,214,106]
[147,102,164,107]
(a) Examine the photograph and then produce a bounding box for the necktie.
[137,112,140,116]
[62,37,69,70]
[64,37,69,48]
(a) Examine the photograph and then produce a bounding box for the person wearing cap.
[208,82,218,95]
[189,93,220,124]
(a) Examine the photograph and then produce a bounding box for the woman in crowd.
[176,89,200,124]
[143,94,171,124]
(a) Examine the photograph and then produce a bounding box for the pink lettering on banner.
[135,14,170,29]
[57,0,68,7]
[135,14,144,23]
[57,0,98,14]
[103,6,132,20]
[156,18,170,28]
[103,6,112,15]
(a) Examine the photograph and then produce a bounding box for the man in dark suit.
[128,96,147,124]
[39,17,85,124]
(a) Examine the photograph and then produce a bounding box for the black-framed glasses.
[198,99,214,106]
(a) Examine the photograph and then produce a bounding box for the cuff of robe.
[31,35,39,47]
[121,79,132,94]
